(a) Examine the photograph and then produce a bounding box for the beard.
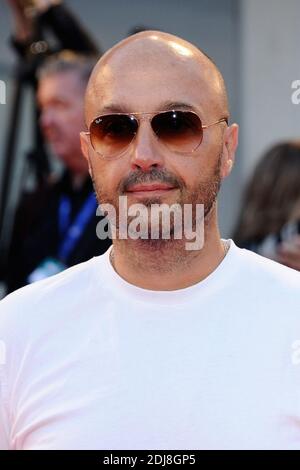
[91,154,222,243]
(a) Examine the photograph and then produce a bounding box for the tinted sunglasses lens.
[90,114,137,156]
[152,111,203,152]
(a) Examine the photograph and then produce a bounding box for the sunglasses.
[85,110,228,159]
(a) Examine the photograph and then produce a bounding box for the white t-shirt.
[0,240,300,450]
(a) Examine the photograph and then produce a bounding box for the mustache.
[119,168,184,193]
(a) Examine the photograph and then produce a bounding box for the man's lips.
[126,183,177,192]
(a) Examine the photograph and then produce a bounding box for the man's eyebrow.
[95,103,130,114]
[93,101,202,115]
[158,101,199,112]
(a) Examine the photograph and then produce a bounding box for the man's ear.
[220,123,239,179]
[80,131,92,176]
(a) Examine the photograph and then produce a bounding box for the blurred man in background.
[2,52,111,292]
[1,1,110,293]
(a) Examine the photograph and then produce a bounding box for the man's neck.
[109,211,228,291]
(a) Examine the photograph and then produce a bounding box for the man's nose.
[130,120,164,172]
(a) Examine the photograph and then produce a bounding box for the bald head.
[85,31,229,127]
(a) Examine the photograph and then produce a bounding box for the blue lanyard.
[57,192,97,263]
[58,195,72,236]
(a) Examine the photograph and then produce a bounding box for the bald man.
[0,32,300,450]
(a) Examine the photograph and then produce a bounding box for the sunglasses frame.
[84,110,228,159]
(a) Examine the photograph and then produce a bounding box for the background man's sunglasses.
[85,110,228,158]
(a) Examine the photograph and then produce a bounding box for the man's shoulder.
[0,253,107,334]
[235,243,300,293]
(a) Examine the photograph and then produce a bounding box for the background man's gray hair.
[37,50,98,86]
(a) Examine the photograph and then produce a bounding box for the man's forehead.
[38,71,84,95]
[86,72,218,125]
